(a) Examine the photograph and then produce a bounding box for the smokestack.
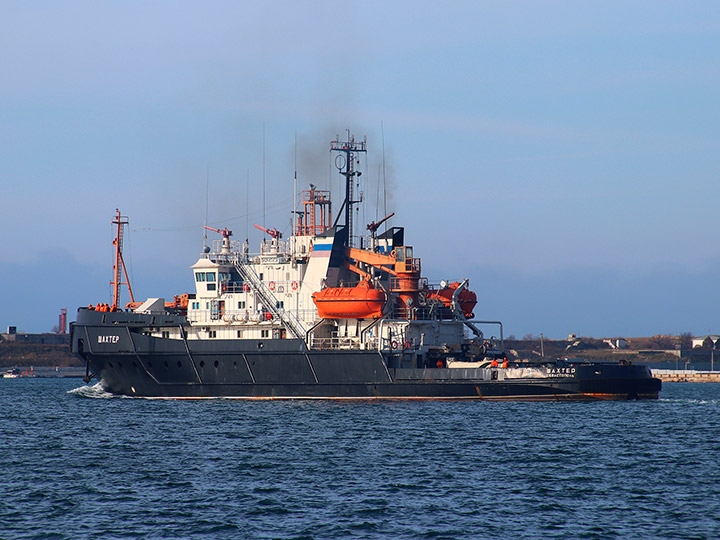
[59,308,67,334]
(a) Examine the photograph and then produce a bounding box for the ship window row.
[195,272,216,282]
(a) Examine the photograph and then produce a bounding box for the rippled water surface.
[2,379,719,539]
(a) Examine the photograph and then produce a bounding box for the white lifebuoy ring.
[391,340,398,349]
[291,281,298,290]
[268,281,276,291]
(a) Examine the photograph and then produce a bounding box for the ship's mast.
[331,131,366,247]
[110,209,135,310]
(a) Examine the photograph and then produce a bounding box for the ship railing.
[220,282,247,294]
[464,320,503,350]
[388,306,440,321]
[209,239,242,255]
[309,335,380,350]
[187,307,319,326]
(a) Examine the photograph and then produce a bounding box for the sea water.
[1,379,719,540]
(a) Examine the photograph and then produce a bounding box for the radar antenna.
[330,131,366,247]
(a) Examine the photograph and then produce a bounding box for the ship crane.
[204,226,233,254]
[366,212,395,254]
[204,226,233,239]
[254,223,282,239]
[367,212,395,237]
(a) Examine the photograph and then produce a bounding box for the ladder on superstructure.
[232,257,306,340]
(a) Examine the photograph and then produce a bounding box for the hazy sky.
[2,1,719,338]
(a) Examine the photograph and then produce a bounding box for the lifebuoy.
[243,283,250,292]
[403,341,411,350]
[391,340,398,349]
[291,281,298,290]
[268,281,275,291]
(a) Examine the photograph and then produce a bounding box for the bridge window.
[195,273,206,282]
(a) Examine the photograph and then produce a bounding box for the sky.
[1,1,719,339]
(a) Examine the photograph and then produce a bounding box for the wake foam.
[67,382,118,399]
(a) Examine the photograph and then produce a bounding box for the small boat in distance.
[2,368,32,378]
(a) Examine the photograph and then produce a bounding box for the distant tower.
[59,308,67,334]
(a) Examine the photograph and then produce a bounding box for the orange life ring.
[291,281,298,290]
[403,341,411,350]
[268,281,275,291]
[243,283,250,292]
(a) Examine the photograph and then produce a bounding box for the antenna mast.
[111,209,135,310]
[330,131,366,247]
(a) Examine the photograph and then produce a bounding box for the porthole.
[258,342,264,349]
[200,360,205,368]
[214,360,219,368]
[177,361,182,368]
[148,361,153,368]
[164,361,169,368]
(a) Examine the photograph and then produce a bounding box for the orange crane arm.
[344,261,373,281]
[345,247,398,277]
[346,247,395,267]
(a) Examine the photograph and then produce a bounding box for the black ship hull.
[71,313,661,401]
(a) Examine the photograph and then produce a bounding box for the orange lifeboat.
[312,280,386,319]
[426,282,477,318]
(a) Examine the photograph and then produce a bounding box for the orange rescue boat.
[426,282,477,318]
[312,280,386,319]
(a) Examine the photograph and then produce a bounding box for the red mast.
[111,210,135,310]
